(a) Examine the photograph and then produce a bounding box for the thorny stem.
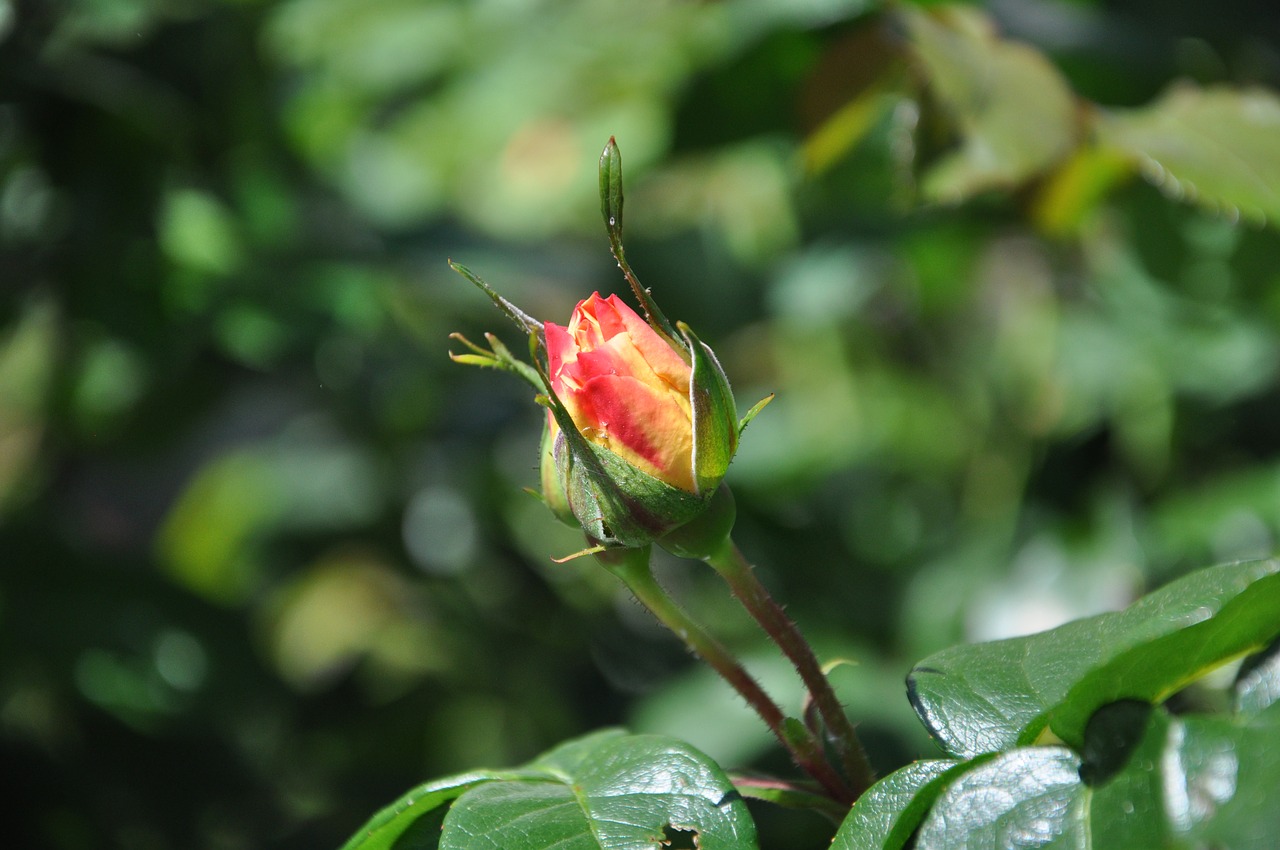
[599,547,856,805]
[704,539,876,798]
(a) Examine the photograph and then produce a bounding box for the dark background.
[2,0,1278,847]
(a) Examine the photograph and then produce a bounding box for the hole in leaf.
[661,823,700,849]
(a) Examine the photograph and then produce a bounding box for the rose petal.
[600,294,690,387]
[571,373,694,491]
[545,321,578,395]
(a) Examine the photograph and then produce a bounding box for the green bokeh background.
[2,0,1279,847]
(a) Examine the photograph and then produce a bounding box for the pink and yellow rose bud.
[547,293,699,492]
[538,292,740,547]
[452,137,764,550]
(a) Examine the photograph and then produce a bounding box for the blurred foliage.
[1,0,1279,847]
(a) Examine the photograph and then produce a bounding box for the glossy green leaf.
[914,747,1086,849]
[1098,84,1280,225]
[1234,637,1280,716]
[899,5,1077,202]
[1175,712,1280,848]
[439,729,757,850]
[342,730,756,850]
[907,559,1280,757]
[890,703,1280,849]
[830,759,965,850]
[1078,701,1171,848]
[1084,702,1280,849]
[340,769,541,850]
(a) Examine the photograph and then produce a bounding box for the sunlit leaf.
[441,730,757,850]
[1098,84,1280,226]
[872,701,1280,849]
[1082,702,1280,848]
[830,759,965,850]
[1031,146,1134,235]
[1174,711,1280,847]
[898,5,1078,202]
[1234,637,1280,716]
[340,770,541,850]
[341,730,757,850]
[913,747,1085,849]
[907,560,1280,757]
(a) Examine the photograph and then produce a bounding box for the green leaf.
[914,747,1086,849]
[1234,637,1280,716]
[440,729,758,850]
[343,730,756,850]
[1174,711,1280,848]
[898,5,1077,202]
[340,770,543,850]
[830,759,966,850]
[907,559,1280,757]
[1078,701,1172,847]
[887,704,1280,849]
[1083,702,1280,849]
[1098,84,1280,226]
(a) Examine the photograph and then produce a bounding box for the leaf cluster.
[345,561,1280,848]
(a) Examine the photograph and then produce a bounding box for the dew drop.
[608,216,616,226]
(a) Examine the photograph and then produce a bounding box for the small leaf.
[440,730,758,850]
[907,559,1280,757]
[830,759,966,850]
[913,747,1085,849]
[1098,84,1280,226]
[899,5,1078,202]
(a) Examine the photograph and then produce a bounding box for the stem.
[705,539,876,798]
[600,547,855,804]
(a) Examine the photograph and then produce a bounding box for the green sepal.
[739,393,775,435]
[550,405,713,548]
[539,416,576,528]
[448,332,543,390]
[679,321,738,496]
[449,260,544,341]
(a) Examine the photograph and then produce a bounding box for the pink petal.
[573,374,694,491]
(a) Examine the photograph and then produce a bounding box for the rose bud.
[537,291,741,547]
[451,137,771,552]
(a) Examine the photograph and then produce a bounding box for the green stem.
[599,547,855,805]
[704,539,876,798]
